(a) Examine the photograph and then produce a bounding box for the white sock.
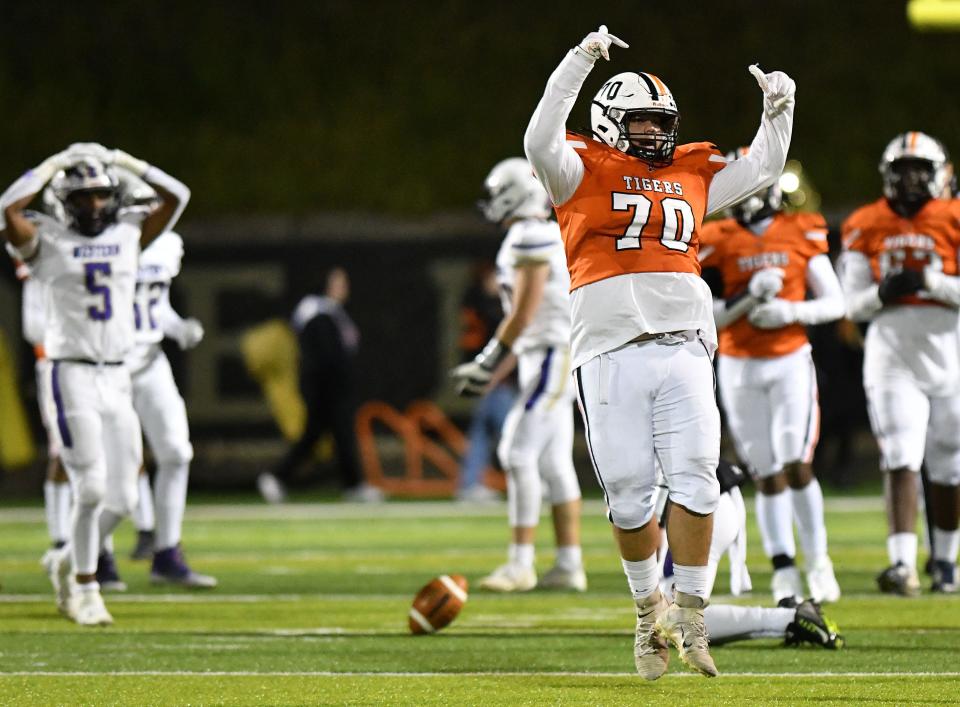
[71,501,102,576]
[756,489,796,559]
[509,543,535,569]
[673,563,711,600]
[44,480,72,546]
[622,553,659,602]
[791,479,828,565]
[76,580,101,594]
[704,604,794,644]
[555,545,582,571]
[154,462,189,549]
[132,473,155,532]
[887,532,918,568]
[933,527,960,564]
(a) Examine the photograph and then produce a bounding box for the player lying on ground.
[657,461,843,649]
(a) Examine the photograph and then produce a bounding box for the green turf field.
[1,497,957,705]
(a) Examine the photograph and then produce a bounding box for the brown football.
[408,574,469,635]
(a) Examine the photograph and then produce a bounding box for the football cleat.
[806,556,841,604]
[538,565,588,592]
[771,565,804,604]
[655,591,718,677]
[256,472,287,504]
[70,587,114,627]
[129,529,155,560]
[877,562,921,597]
[96,551,127,593]
[478,562,537,592]
[151,545,218,589]
[42,546,73,617]
[633,590,669,680]
[931,560,959,593]
[341,483,386,504]
[785,600,844,649]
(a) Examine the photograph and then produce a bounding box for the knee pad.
[542,460,581,505]
[70,466,106,507]
[669,473,721,516]
[926,439,960,486]
[155,439,194,469]
[606,481,656,530]
[497,437,536,480]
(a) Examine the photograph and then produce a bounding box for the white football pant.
[718,346,820,478]
[575,335,720,529]
[51,361,142,575]
[866,374,960,484]
[498,346,580,528]
[132,351,194,550]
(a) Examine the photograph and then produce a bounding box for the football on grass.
[408,574,469,634]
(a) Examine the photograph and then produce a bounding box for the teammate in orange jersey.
[839,132,960,597]
[699,159,844,606]
[524,25,795,679]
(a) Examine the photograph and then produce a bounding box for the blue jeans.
[459,383,516,489]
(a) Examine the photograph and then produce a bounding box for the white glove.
[577,24,629,62]
[747,267,785,301]
[173,318,204,350]
[111,148,150,177]
[450,339,510,397]
[748,65,796,119]
[748,298,797,329]
[65,142,113,164]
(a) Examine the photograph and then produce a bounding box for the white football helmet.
[879,132,950,210]
[591,71,680,166]
[726,147,782,225]
[479,157,551,224]
[49,157,120,236]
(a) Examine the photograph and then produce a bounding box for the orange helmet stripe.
[647,73,668,95]
[909,131,918,149]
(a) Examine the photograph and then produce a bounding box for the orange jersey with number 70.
[555,131,726,291]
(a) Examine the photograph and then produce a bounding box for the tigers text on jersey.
[128,231,184,372]
[701,212,829,358]
[556,133,725,369]
[25,211,143,362]
[495,218,571,355]
[843,197,960,392]
[842,198,960,307]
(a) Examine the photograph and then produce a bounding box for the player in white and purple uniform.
[95,225,214,590]
[1,143,190,625]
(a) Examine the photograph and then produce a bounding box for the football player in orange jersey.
[524,25,795,679]
[839,132,960,597]
[699,158,845,606]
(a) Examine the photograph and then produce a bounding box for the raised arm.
[523,26,627,206]
[111,150,191,247]
[706,67,796,216]
[0,148,74,253]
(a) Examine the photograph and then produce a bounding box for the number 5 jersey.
[24,210,143,363]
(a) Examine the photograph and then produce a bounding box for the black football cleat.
[785,600,844,650]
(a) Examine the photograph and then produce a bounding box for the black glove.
[878,269,924,304]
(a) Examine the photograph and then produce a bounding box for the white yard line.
[1,670,958,678]
[0,496,884,524]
